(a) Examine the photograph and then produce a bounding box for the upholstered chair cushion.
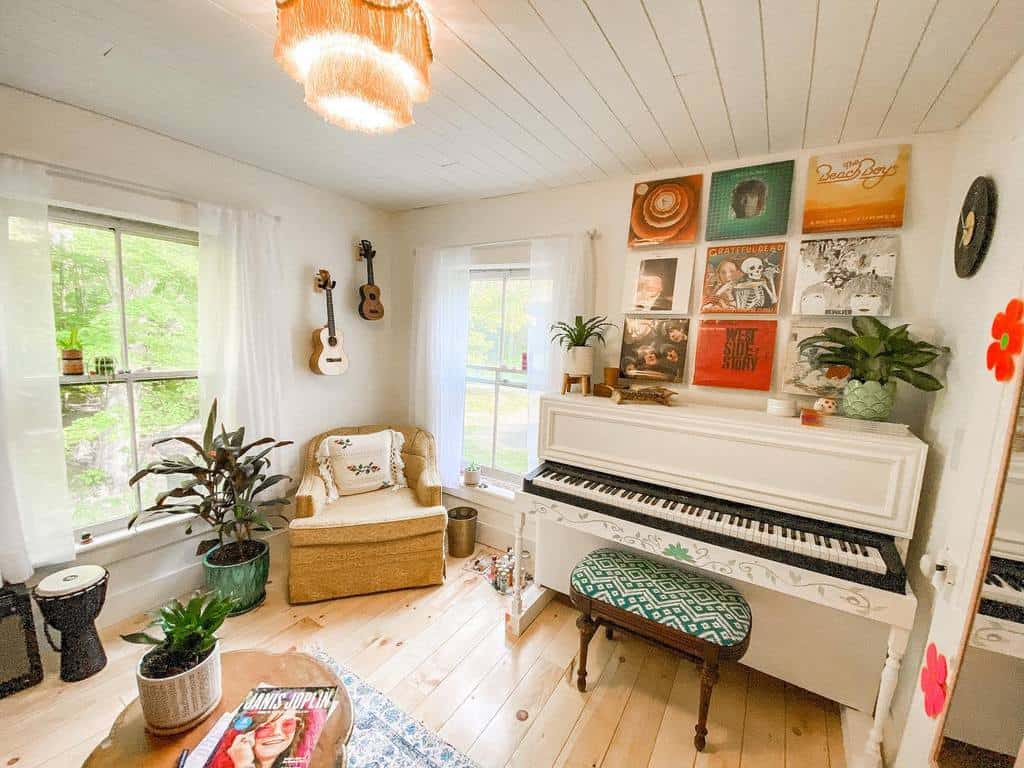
[570,548,752,647]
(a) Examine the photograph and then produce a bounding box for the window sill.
[74,513,204,566]
[444,478,520,513]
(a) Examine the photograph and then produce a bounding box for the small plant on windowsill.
[128,398,293,615]
[122,592,234,734]
[550,315,615,378]
[463,461,482,487]
[57,326,84,375]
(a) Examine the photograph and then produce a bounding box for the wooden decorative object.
[603,367,619,387]
[84,650,352,768]
[593,383,615,398]
[61,348,84,375]
[611,386,677,406]
[561,373,591,396]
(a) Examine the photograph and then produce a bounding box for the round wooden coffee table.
[84,650,353,767]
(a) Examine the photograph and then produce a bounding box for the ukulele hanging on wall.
[357,239,384,321]
[310,269,349,375]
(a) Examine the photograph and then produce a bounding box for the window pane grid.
[50,211,199,532]
[463,268,530,478]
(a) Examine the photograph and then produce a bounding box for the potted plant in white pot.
[129,399,293,615]
[550,315,615,378]
[122,592,234,734]
[463,461,482,487]
[798,317,948,421]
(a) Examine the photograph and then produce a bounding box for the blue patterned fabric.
[312,648,480,768]
[570,548,752,647]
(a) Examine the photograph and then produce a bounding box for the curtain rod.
[0,152,281,221]
[435,228,599,251]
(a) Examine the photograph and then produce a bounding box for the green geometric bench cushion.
[570,548,752,647]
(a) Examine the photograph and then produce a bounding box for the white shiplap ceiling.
[1,0,1021,211]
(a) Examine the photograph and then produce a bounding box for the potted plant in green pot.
[129,399,293,614]
[551,315,615,378]
[798,317,948,421]
[122,592,234,734]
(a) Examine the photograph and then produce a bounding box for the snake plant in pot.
[798,316,948,421]
[551,315,615,377]
[129,399,293,614]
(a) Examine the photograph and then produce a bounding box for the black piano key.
[839,540,848,552]
[823,538,831,548]
[798,530,805,541]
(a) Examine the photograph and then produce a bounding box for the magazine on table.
[185,685,338,768]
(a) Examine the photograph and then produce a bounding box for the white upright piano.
[511,395,927,768]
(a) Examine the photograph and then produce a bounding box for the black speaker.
[0,583,43,698]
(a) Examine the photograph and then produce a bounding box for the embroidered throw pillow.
[316,430,406,500]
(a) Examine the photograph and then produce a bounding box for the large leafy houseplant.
[799,316,948,419]
[130,399,292,613]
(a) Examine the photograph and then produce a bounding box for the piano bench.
[569,548,752,752]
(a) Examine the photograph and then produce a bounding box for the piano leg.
[864,626,908,768]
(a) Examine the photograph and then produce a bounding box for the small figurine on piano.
[611,386,677,406]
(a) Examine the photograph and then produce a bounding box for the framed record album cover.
[618,316,690,383]
[700,242,785,314]
[622,249,693,314]
[693,319,777,391]
[803,144,910,233]
[627,175,702,247]
[792,236,897,316]
[705,160,794,241]
[782,323,851,398]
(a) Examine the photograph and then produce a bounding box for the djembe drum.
[33,564,109,682]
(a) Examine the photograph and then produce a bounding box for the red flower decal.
[920,642,948,719]
[987,299,1024,382]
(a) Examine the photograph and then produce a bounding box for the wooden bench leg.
[576,615,598,692]
[695,660,719,751]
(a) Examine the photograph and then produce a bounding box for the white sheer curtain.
[526,234,594,468]
[198,204,293,473]
[411,246,471,488]
[0,158,75,583]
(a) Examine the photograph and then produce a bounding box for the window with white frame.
[49,207,201,534]
[462,267,530,481]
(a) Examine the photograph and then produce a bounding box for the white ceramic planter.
[463,468,481,486]
[563,346,594,377]
[136,641,223,735]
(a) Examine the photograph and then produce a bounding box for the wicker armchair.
[288,425,446,604]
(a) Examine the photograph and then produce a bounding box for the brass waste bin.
[447,506,478,558]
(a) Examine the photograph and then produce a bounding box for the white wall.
[891,56,1024,766]
[393,133,956,432]
[0,85,404,624]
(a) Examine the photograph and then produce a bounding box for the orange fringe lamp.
[275,0,433,134]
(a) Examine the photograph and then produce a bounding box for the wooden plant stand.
[561,373,591,395]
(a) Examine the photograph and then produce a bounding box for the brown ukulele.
[310,269,349,376]
[357,239,384,321]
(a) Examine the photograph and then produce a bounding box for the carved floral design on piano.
[531,499,887,618]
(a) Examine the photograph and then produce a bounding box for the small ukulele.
[357,239,384,321]
[310,269,349,375]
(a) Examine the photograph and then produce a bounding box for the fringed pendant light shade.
[274,0,433,134]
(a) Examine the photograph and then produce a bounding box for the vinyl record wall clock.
[955,176,997,278]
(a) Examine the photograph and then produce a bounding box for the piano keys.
[525,460,905,593]
[981,556,1024,624]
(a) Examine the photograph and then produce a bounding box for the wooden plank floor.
[0,545,846,768]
